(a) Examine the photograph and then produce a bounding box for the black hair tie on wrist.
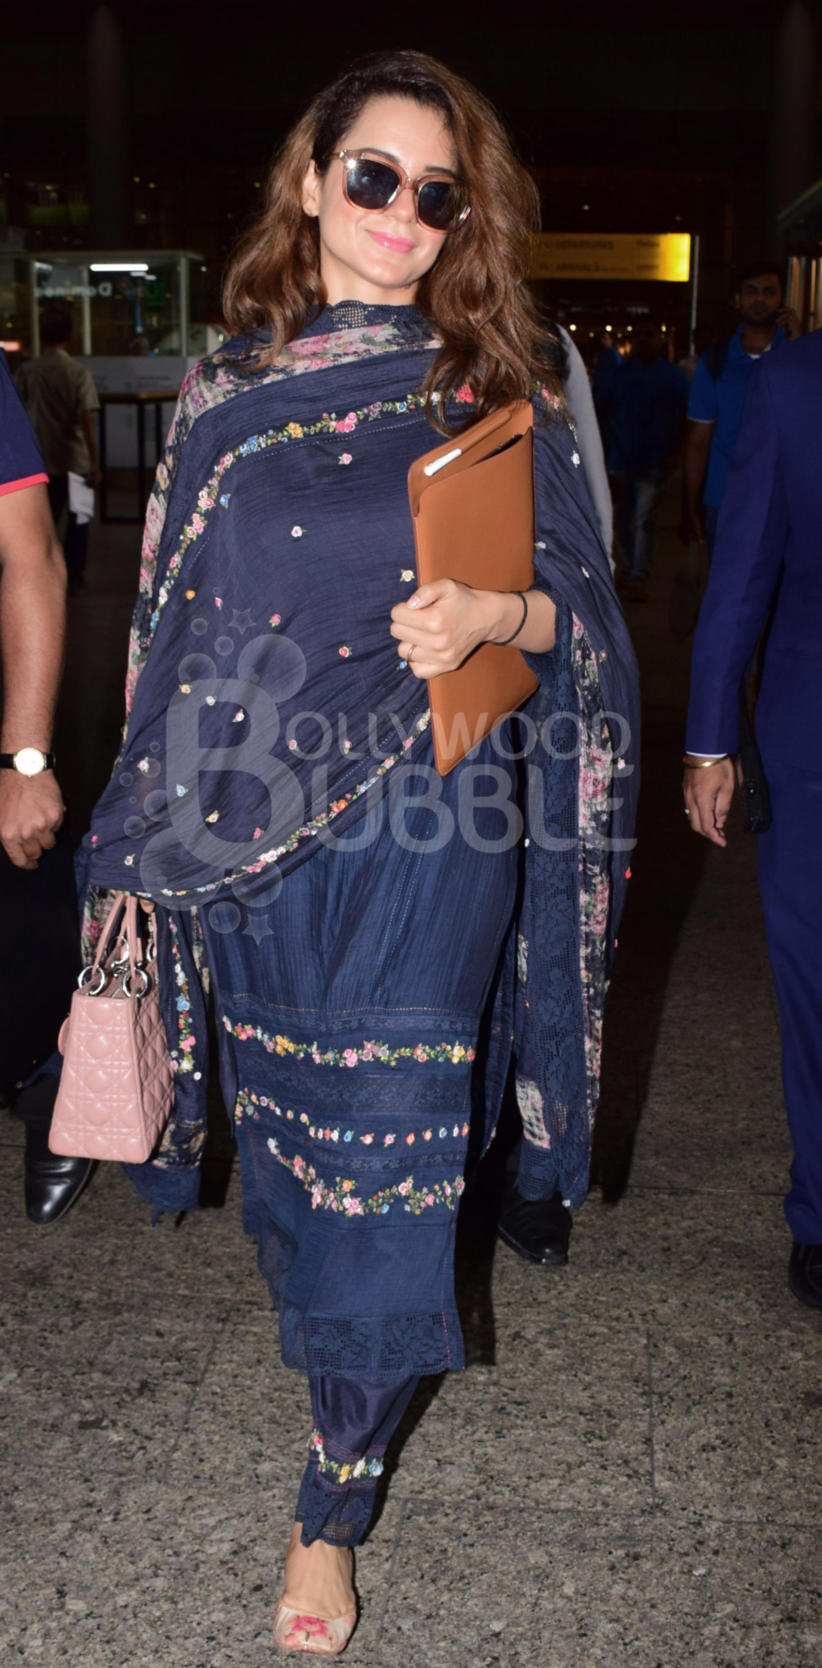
[495,590,528,646]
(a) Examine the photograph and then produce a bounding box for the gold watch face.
[13,748,47,777]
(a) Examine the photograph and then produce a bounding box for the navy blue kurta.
[82,302,639,1379]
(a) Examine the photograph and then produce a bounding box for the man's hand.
[0,477,67,864]
[682,756,736,846]
[0,769,65,868]
[777,306,802,342]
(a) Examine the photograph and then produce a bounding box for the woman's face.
[302,94,458,306]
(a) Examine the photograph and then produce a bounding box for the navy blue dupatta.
[81,309,639,1215]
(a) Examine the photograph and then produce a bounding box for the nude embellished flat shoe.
[274,1599,357,1656]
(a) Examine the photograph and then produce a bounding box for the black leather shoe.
[19,1075,95,1225]
[789,1242,822,1310]
[497,1186,572,1266]
[25,1151,94,1224]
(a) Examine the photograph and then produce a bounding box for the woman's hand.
[390,580,503,679]
[682,756,737,846]
[390,580,555,679]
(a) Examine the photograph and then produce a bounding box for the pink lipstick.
[367,230,415,253]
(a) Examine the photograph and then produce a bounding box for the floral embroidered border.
[167,913,198,1075]
[234,1086,470,1148]
[225,1023,475,1068]
[573,615,613,1117]
[308,1429,384,1483]
[266,1135,466,1217]
[233,1087,470,1154]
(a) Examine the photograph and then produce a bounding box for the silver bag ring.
[78,964,107,995]
[122,966,150,1000]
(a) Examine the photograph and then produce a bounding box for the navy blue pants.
[296,1374,419,1546]
[757,767,822,1243]
[200,742,519,1544]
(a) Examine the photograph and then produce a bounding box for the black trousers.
[0,820,79,1094]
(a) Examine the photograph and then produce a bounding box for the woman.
[82,51,638,1655]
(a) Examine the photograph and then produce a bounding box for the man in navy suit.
[683,328,822,1308]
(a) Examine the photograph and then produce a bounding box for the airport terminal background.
[2,5,822,1665]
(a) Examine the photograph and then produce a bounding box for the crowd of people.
[1,46,819,1660]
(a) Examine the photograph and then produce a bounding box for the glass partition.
[0,252,36,354]
[28,251,207,356]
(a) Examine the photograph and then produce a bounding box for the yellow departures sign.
[529,233,692,284]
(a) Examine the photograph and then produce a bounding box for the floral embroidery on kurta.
[225,1024,475,1067]
[266,1135,466,1216]
[234,1087,469,1146]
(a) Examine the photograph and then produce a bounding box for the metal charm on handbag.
[49,891,174,1163]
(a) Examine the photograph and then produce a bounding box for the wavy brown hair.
[222,49,559,428]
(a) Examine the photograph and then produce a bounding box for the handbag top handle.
[87,892,147,986]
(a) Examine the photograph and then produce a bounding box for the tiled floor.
[2,488,819,1666]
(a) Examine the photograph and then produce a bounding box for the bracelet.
[495,591,528,646]
[682,754,731,769]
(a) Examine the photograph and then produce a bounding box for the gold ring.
[407,643,415,663]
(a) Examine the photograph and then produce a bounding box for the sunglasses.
[326,149,470,234]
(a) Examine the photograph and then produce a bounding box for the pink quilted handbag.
[49,891,174,1163]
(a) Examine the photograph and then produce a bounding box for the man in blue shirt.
[598,319,689,598]
[681,262,801,554]
[0,350,91,1223]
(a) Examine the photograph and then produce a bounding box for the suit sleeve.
[685,357,789,755]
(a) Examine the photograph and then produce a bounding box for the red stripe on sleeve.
[0,472,49,497]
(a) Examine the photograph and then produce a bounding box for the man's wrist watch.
[0,748,57,777]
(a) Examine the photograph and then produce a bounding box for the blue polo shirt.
[0,348,48,495]
[688,325,787,507]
